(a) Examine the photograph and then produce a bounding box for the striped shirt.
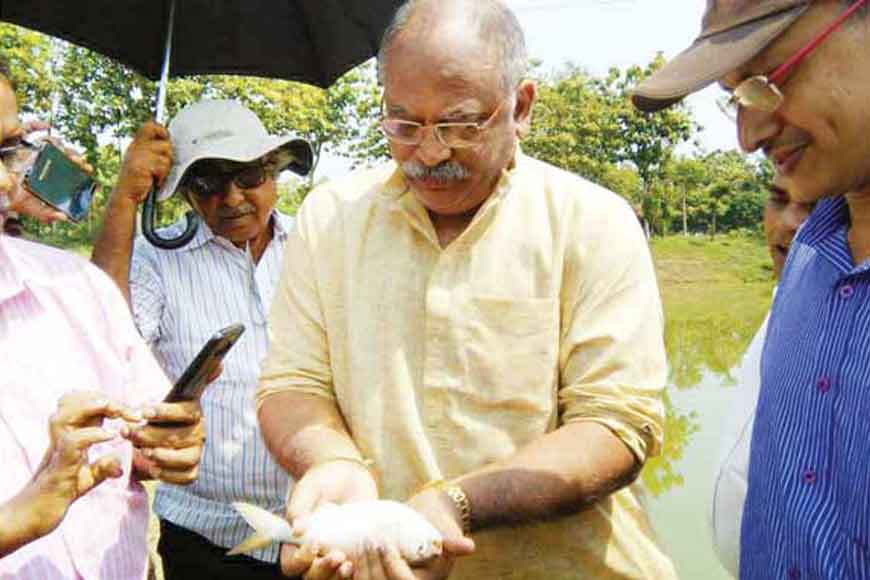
[0,235,169,579]
[130,212,292,563]
[742,196,870,579]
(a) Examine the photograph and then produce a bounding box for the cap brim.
[159,135,313,201]
[632,5,808,113]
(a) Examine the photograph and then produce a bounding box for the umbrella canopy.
[0,0,402,248]
[1,0,398,88]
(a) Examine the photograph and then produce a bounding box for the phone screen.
[24,143,96,222]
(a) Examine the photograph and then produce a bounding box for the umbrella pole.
[142,0,200,249]
[155,0,176,124]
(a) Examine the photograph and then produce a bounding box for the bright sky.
[506,0,738,153]
[319,0,739,179]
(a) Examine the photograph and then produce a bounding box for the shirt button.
[816,377,831,393]
[839,284,855,299]
[802,469,817,485]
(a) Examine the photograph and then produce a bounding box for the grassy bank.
[652,234,774,389]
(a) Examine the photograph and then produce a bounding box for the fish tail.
[227,532,274,556]
[228,501,300,556]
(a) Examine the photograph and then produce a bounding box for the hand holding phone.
[0,137,96,223]
[24,141,97,223]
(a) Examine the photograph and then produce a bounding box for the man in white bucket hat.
[92,100,312,580]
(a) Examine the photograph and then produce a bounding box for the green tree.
[0,23,54,116]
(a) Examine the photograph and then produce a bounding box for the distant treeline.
[1,24,770,247]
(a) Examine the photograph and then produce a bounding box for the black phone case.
[163,323,246,403]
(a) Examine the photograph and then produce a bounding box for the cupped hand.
[280,459,378,578]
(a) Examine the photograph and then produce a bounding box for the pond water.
[641,280,774,579]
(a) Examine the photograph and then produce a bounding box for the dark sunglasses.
[185,163,271,199]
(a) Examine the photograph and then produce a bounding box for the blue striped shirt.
[129,212,293,563]
[741,196,870,579]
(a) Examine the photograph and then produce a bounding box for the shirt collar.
[174,209,290,253]
[795,196,856,275]
[381,150,525,248]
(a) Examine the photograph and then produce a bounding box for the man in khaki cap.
[636,1,870,578]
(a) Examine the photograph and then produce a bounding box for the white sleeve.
[709,313,769,577]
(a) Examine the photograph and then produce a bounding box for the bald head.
[377,0,528,92]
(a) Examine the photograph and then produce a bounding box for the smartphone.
[163,324,246,404]
[24,142,97,223]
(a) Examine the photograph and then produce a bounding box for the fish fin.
[230,501,300,554]
[227,533,274,556]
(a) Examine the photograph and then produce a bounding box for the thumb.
[287,482,319,532]
[443,535,475,557]
[84,456,124,493]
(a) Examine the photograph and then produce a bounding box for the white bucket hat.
[158,99,313,201]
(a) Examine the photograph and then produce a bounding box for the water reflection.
[642,282,774,579]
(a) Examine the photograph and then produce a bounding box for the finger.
[77,455,123,496]
[442,535,475,557]
[281,541,318,577]
[65,427,118,452]
[152,465,199,485]
[140,444,202,470]
[359,540,388,580]
[288,481,322,526]
[379,544,415,580]
[55,392,142,427]
[22,120,51,134]
[14,191,67,224]
[149,140,173,158]
[305,550,347,580]
[139,121,170,141]
[142,401,202,425]
[338,560,353,579]
[126,422,203,450]
[87,455,124,487]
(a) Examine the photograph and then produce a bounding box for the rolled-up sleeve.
[558,195,666,464]
[256,207,335,409]
[129,240,165,345]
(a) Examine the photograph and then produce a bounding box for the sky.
[320,0,740,179]
[505,0,739,152]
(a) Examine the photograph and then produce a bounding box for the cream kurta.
[258,152,676,578]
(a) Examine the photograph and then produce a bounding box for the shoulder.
[8,236,103,283]
[307,163,396,205]
[518,154,640,234]
[296,163,397,232]
[9,237,128,310]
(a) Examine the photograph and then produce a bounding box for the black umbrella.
[0,0,400,248]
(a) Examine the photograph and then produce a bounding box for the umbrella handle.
[141,188,199,249]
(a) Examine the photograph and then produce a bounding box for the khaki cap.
[632,0,810,112]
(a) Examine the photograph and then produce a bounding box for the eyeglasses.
[380,98,509,149]
[185,162,271,199]
[718,0,867,121]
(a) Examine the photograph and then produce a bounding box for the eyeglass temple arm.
[769,0,868,84]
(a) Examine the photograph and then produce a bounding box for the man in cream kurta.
[258,153,674,578]
[257,1,675,578]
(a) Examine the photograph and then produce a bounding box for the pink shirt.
[0,235,169,579]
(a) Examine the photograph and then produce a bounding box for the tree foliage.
[1,24,773,245]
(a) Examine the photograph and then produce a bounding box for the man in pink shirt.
[0,61,206,578]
